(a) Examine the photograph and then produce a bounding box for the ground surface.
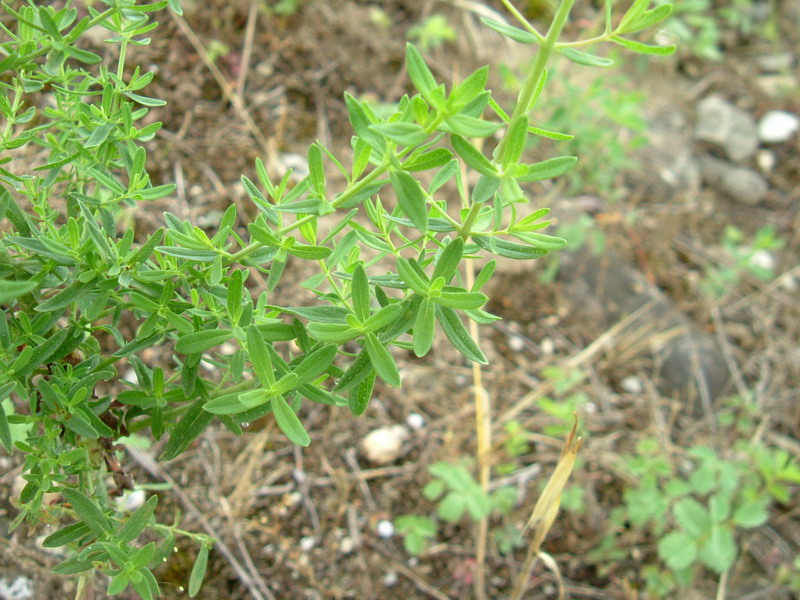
[1,1,799,599]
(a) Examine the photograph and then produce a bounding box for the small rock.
[540,338,555,355]
[339,536,355,555]
[376,519,395,538]
[508,336,525,352]
[0,576,34,600]
[758,110,800,144]
[382,572,398,587]
[694,96,759,163]
[360,425,409,464]
[698,155,768,205]
[755,52,794,73]
[118,489,146,512]
[621,376,644,394]
[299,536,316,552]
[754,75,798,97]
[406,413,426,430]
[756,150,776,172]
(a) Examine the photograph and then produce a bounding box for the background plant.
[0,0,674,598]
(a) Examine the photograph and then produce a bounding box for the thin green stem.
[499,0,546,43]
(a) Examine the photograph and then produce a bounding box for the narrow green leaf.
[516,156,577,182]
[402,148,453,172]
[351,264,371,322]
[156,246,218,262]
[369,122,428,147]
[361,302,404,333]
[349,371,376,416]
[396,257,430,296]
[559,47,613,67]
[444,114,503,138]
[0,279,36,304]
[272,394,310,446]
[203,393,249,415]
[307,322,360,343]
[335,349,374,392]
[226,269,244,325]
[471,175,500,204]
[159,398,215,460]
[435,290,488,310]
[62,488,111,535]
[0,399,11,451]
[308,142,325,197]
[435,305,487,363]
[450,134,497,177]
[117,495,158,543]
[175,329,232,354]
[344,92,385,152]
[390,171,428,231]
[472,259,496,291]
[480,17,538,44]
[42,522,92,548]
[188,544,209,597]
[472,235,548,260]
[432,238,464,282]
[413,297,436,357]
[293,345,337,384]
[610,35,676,56]
[406,43,437,97]
[364,332,401,387]
[35,280,94,312]
[622,4,673,34]
[450,65,489,109]
[247,324,275,386]
[512,231,567,251]
[498,115,529,169]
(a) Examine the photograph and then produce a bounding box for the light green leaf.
[117,495,158,543]
[390,170,428,231]
[272,393,310,446]
[610,35,676,56]
[188,544,209,597]
[351,264,371,322]
[516,156,577,182]
[406,43,437,97]
[364,332,401,387]
[413,297,436,357]
[402,148,453,172]
[247,325,275,386]
[699,524,737,574]
[435,306,487,364]
[559,47,613,67]
[370,122,429,147]
[62,488,111,535]
[480,17,538,44]
[658,531,697,571]
[450,134,497,176]
[674,498,712,538]
[444,114,503,138]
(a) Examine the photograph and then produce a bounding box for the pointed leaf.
[272,394,310,446]
[364,332,400,387]
[390,171,428,231]
[480,17,538,44]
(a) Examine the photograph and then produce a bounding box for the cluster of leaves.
[0,0,675,597]
[593,409,800,597]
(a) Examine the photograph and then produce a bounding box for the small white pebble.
[339,537,355,555]
[406,412,425,430]
[382,572,398,587]
[0,575,35,600]
[621,376,644,394]
[749,250,775,272]
[585,401,597,414]
[756,150,776,172]
[220,342,238,355]
[508,336,525,352]
[540,338,556,355]
[188,185,203,197]
[758,110,800,144]
[299,536,316,552]
[376,520,395,538]
[360,425,409,465]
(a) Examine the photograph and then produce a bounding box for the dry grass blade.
[511,416,582,600]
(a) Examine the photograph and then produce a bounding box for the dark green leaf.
[42,522,92,548]
[287,243,331,260]
[351,264,371,322]
[247,325,275,386]
[35,280,94,312]
[308,142,325,197]
[159,398,214,460]
[175,329,232,354]
[396,257,430,296]
[293,344,337,384]
[117,495,158,544]
[156,247,218,262]
[62,488,111,535]
[431,237,464,282]
[344,92,385,152]
[472,235,548,260]
[402,148,453,172]
[435,306,487,364]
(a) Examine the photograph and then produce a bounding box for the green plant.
[408,14,457,52]
[0,0,674,598]
[594,410,799,597]
[394,514,437,555]
[701,225,785,299]
[536,366,589,437]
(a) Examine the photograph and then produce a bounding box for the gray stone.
[755,52,794,73]
[698,154,769,205]
[694,96,759,163]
